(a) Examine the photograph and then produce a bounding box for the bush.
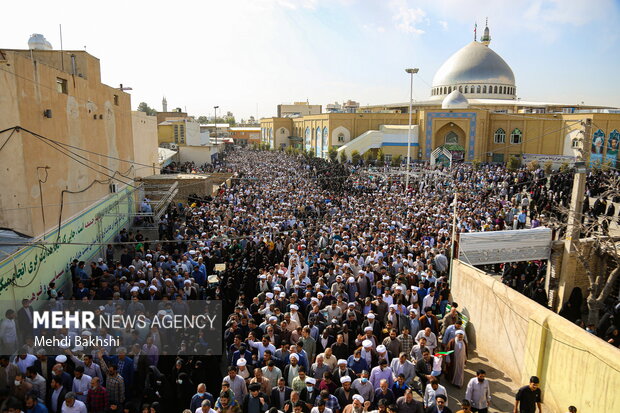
[507,155,521,171]
[526,160,540,171]
[544,161,553,175]
[392,155,402,167]
[559,161,570,173]
[339,150,347,164]
[351,150,361,165]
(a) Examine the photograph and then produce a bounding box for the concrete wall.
[178,145,221,165]
[131,111,159,177]
[452,260,620,413]
[0,49,135,237]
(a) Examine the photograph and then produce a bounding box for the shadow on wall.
[452,259,620,413]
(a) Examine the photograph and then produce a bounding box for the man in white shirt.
[71,366,92,403]
[61,392,87,413]
[424,377,447,409]
[465,369,491,413]
[414,328,437,355]
[196,399,217,413]
[0,310,18,355]
[25,366,46,401]
[247,335,276,360]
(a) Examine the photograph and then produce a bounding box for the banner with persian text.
[0,188,133,314]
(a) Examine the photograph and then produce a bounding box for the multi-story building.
[0,40,158,309]
[229,126,261,146]
[262,23,620,166]
[277,101,322,118]
[158,117,201,146]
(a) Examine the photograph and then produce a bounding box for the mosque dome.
[442,90,469,109]
[431,25,516,101]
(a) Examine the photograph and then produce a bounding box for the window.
[180,124,185,137]
[173,125,179,143]
[113,94,119,106]
[494,128,506,144]
[572,138,580,148]
[493,86,498,94]
[464,85,468,94]
[384,154,392,163]
[338,134,345,142]
[458,86,462,93]
[56,77,68,94]
[476,85,481,93]
[482,85,487,94]
[510,128,522,144]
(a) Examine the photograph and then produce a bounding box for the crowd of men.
[1,148,615,413]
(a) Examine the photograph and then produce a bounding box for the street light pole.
[404,68,419,192]
[213,105,219,142]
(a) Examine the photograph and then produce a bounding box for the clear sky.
[2,0,619,120]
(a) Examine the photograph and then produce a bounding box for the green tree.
[225,116,236,126]
[197,116,209,124]
[328,147,338,162]
[376,149,385,167]
[507,155,521,171]
[392,155,402,167]
[351,150,361,165]
[339,150,347,163]
[137,102,157,116]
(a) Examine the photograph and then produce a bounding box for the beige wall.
[0,49,135,237]
[132,111,159,178]
[178,145,222,165]
[452,260,620,413]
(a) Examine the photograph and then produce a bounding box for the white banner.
[458,228,552,265]
[522,153,575,168]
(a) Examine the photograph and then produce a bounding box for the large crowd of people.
[0,148,617,413]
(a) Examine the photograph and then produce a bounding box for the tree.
[339,150,347,164]
[197,116,209,124]
[551,174,620,325]
[328,147,338,162]
[351,150,361,165]
[392,155,402,167]
[375,149,385,167]
[137,102,157,116]
[225,116,236,126]
[544,161,553,175]
[526,159,540,171]
[507,155,521,171]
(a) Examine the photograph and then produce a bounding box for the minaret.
[162,96,168,112]
[481,18,491,46]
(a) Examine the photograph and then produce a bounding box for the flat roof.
[364,98,616,110]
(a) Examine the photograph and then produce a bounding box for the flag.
[434,350,454,357]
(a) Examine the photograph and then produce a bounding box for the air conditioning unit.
[169,143,178,150]
[109,183,118,193]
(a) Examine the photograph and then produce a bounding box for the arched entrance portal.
[431,123,466,166]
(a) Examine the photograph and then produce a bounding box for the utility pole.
[449,191,458,285]
[557,118,592,307]
[404,68,419,192]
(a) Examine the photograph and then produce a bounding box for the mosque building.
[260,22,620,167]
